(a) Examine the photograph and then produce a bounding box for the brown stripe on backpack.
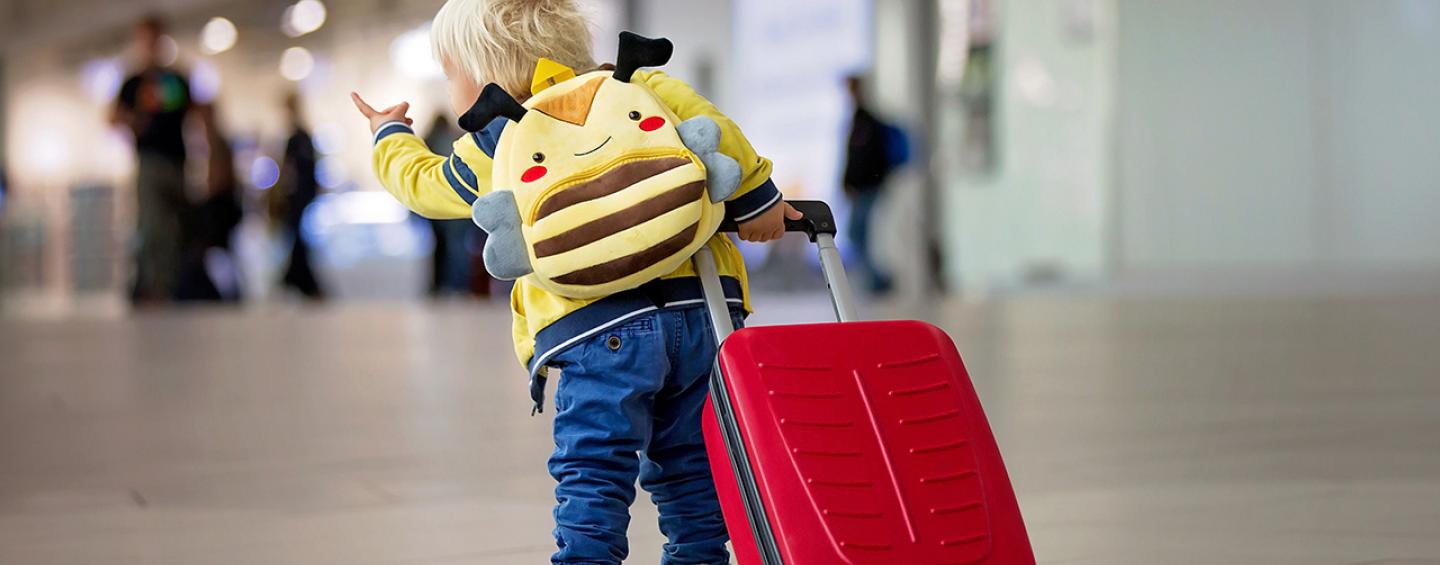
[531,181,705,258]
[533,157,689,221]
[552,222,700,286]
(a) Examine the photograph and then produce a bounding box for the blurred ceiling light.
[200,17,238,54]
[250,156,281,189]
[80,58,124,102]
[1014,58,1058,108]
[279,47,315,81]
[312,122,346,154]
[283,0,327,38]
[329,191,412,224]
[190,59,222,103]
[316,156,347,189]
[100,129,134,175]
[936,0,970,88]
[389,25,444,79]
[158,35,180,66]
[32,131,71,176]
[280,6,297,37]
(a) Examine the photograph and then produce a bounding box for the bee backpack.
[459,32,741,299]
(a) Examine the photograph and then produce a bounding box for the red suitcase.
[697,202,1035,565]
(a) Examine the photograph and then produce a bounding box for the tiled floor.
[1,292,1438,564]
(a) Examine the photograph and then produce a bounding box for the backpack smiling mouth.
[573,136,612,157]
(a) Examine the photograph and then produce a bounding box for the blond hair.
[431,0,597,100]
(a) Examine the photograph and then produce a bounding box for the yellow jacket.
[371,70,780,375]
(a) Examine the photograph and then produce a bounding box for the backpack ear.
[612,32,673,83]
[459,83,528,132]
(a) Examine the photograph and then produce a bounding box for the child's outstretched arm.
[352,92,490,219]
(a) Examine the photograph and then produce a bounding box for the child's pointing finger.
[350,92,377,117]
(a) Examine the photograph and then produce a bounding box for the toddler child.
[352,0,800,562]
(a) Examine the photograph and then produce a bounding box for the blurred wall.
[635,0,887,292]
[871,0,938,298]
[1116,0,1440,275]
[942,0,1440,292]
[632,0,732,105]
[943,0,1116,290]
[0,56,7,178]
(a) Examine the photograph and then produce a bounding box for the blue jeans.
[547,306,742,565]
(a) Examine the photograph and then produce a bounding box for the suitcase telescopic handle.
[698,200,859,348]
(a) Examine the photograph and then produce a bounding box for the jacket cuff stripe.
[373,121,414,145]
[726,178,782,223]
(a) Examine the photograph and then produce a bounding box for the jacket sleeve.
[370,121,492,219]
[639,71,783,223]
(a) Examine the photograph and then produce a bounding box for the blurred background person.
[110,14,194,305]
[420,113,488,299]
[173,103,242,302]
[275,92,326,300]
[842,74,899,296]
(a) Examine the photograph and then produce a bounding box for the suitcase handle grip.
[698,199,858,348]
[717,200,837,242]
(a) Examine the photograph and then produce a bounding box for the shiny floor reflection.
[1,293,1438,564]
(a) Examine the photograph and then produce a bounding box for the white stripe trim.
[449,155,478,193]
[372,121,411,144]
[662,298,743,308]
[732,191,782,222]
[528,306,659,375]
[527,297,745,376]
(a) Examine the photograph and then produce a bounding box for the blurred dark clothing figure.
[117,69,190,163]
[422,114,491,298]
[843,112,891,196]
[842,75,897,295]
[175,105,242,302]
[112,15,193,305]
[278,93,326,300]
[431,219,478,296]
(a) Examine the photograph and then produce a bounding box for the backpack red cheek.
[639,116,665,132]
[521,166,547,183]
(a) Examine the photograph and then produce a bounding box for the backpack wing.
[471,190,532,280]
[678,115,741,202]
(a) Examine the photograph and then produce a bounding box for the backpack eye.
[532,152,545,163]
[627,111,641,121]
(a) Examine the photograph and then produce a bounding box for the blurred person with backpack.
[842,74,906,296]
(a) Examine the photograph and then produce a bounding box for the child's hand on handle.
[737,201,804,243]
[350,92,413,134]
